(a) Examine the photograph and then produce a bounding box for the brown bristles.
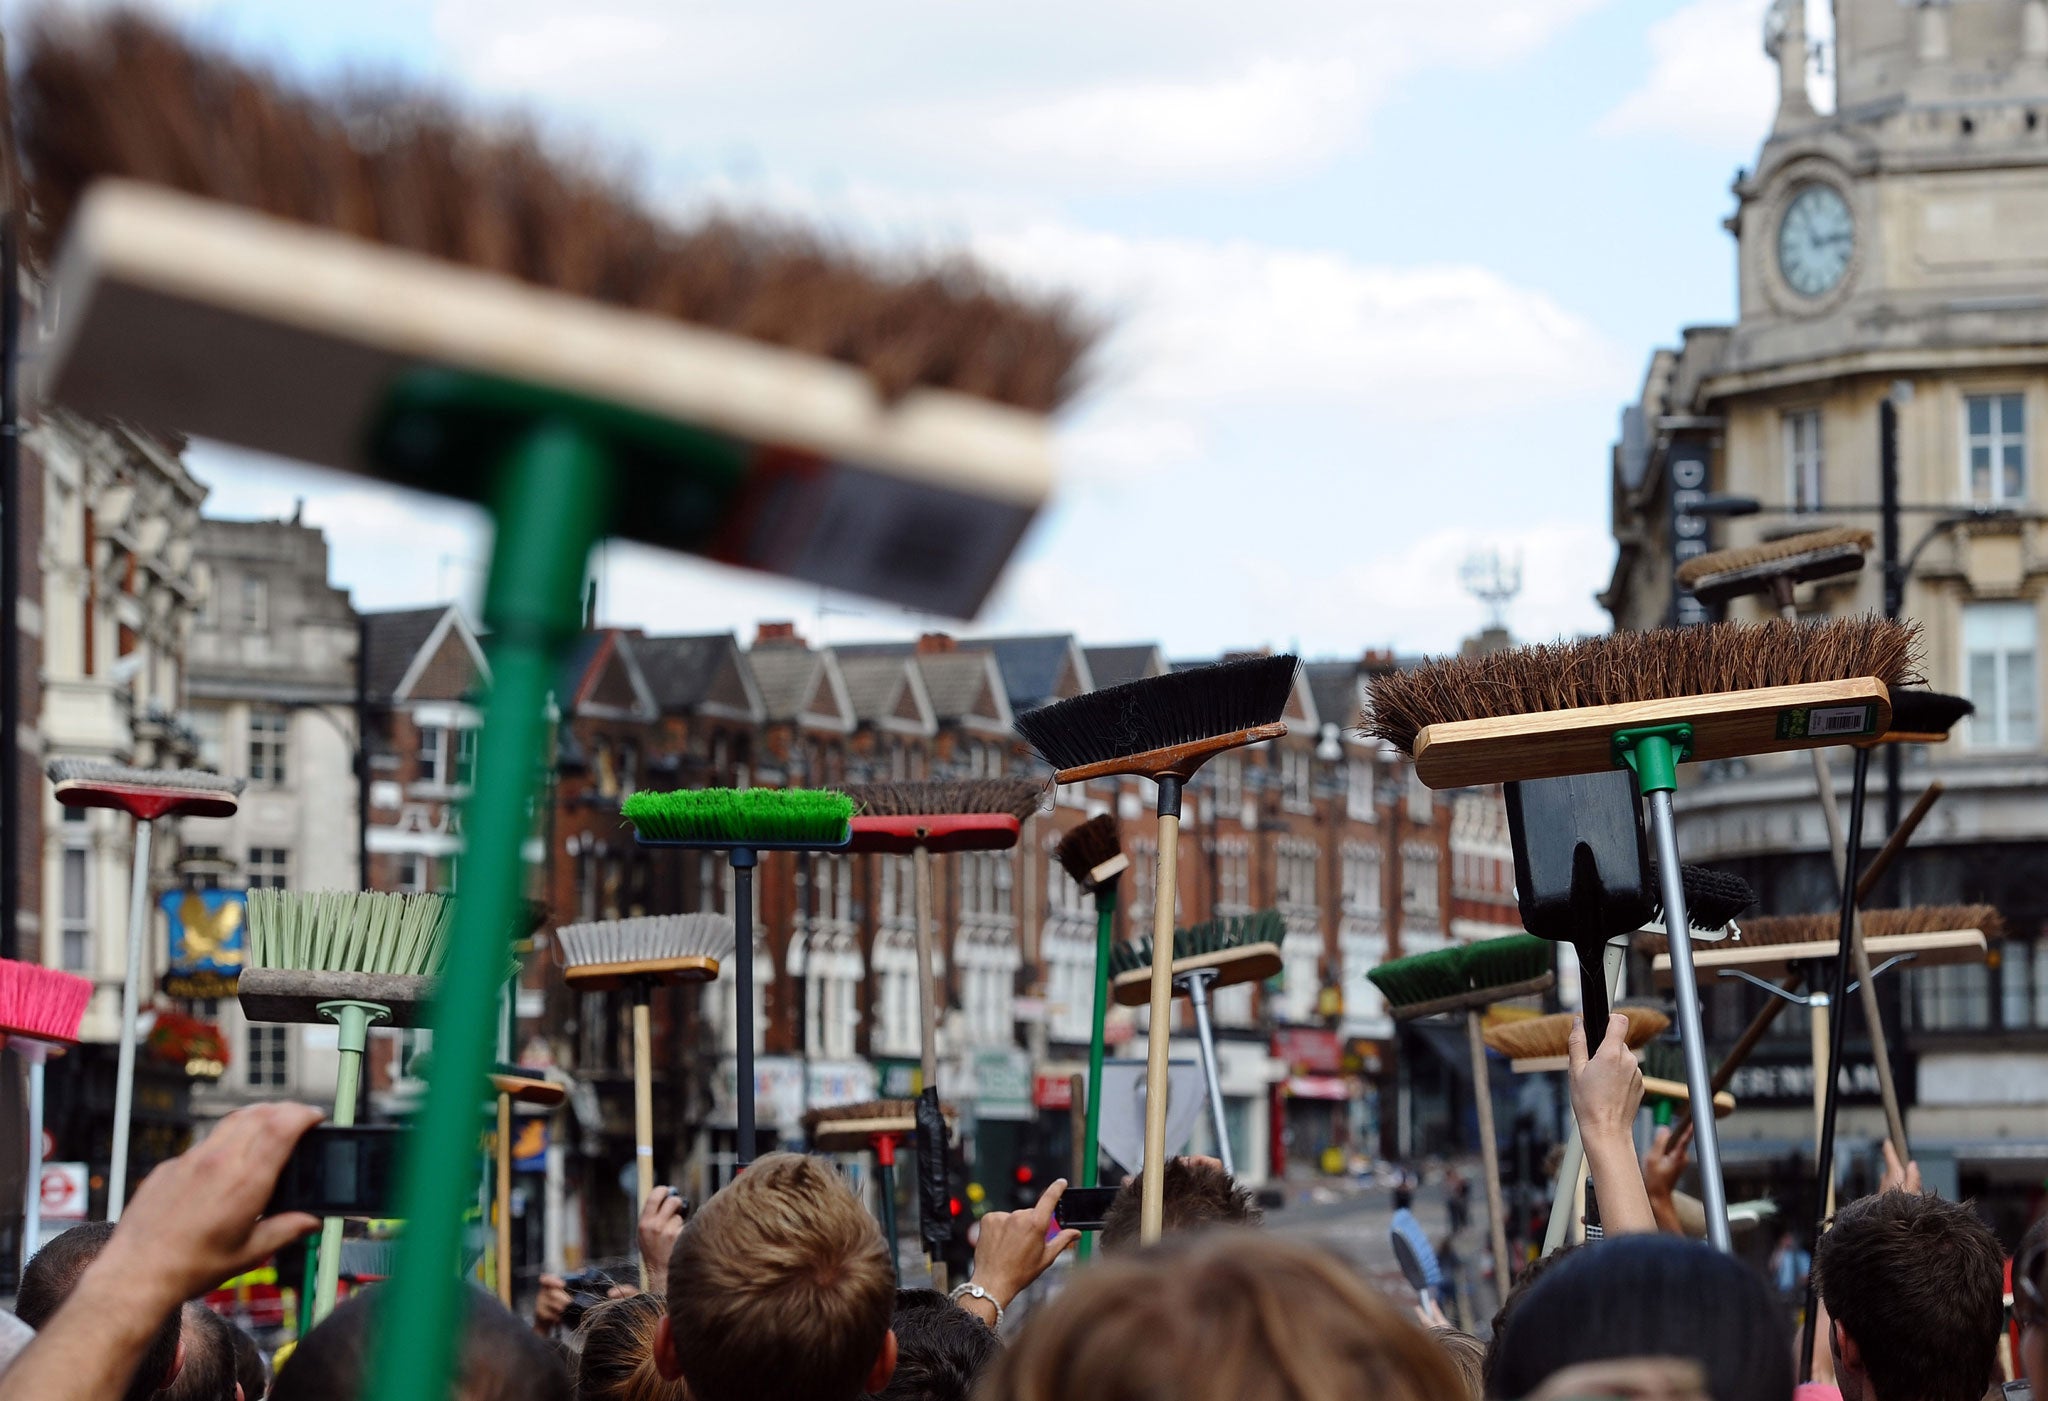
[1483,1006,1670,1061]
[1361,616,1921,757]
[19,13,1095,412]
[1675,527,1874,591]
[1055,814,1123,888]
[1635,904,2004,957]
[845,779,1044,821]
[803,1098,920,1128]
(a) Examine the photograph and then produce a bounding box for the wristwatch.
[949,1281,1005,1327]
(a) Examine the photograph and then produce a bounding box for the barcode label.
[1776,704,1877,740]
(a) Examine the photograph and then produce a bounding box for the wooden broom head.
[1016,654,1300,783]
[489,1071,566,1107]
[804,1098,921,1149]
[1484,1005,1670,1062]
[556,913,733,990]
[1636,903,2006,958]
[1675,527,1874,607]
[1055,814,1127,889]
[1108,910,1286,1006]
[19,13,1094,414]
[1363,616,1921,789]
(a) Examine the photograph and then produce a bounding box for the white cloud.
[1597,0,1778,149]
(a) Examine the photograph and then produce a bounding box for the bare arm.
[0,1102,322,1401]
[1642,1122,1695,1236]
[1568,1013,1656,1236]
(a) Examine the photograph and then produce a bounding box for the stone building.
[1603,0,2048,1229]
[33,410,208,1212]
[183,514,358,1117]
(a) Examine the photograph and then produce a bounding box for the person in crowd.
[229,1322,268,1401]
[1811,1189,2003,1401]
[652,1152,897,1401]
[1482,1244,1581,1391]
[863,1290,999,1401]
[0,1101,324,1401]
[979,1231,1460,1401]
[1433,1326,1486,1401]
[533,1188,679,1334]
[1644,1122,1696,1237]
[1099,1157,1261,1254]
[162,1303,241,1401]
[1567,1012,1655,1235]
[1487,1235,1793,1401]
[1770,1229,1813,1304]
[270,1285,568,1401]
[12,1219,189,1401]
[950,1178,1079,1330]
[573,1294,682,1401]
[2015,1217,2048,1389]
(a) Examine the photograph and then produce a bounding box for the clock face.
[1777,183,1855,298]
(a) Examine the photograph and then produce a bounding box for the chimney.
[916,632,956,654]
[755,621,803,648]
[1360,648,1397,671]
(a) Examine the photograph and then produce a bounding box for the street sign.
[40,1162,88,1221]
[1095,1060,1207,1177]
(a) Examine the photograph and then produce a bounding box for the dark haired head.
[1101,1158,1262,1254]
[865,1290,997,1401]
[270,1285,568,1401]
[163,1304,238,1401]
[230,1322,268,1401]
[17,1221,181,1401]
[1487,1235,1791,1401]
[1813,1192,2003,1401]
[1482,1243,1580,1389]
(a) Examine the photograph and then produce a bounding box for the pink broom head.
[0,960,94,1045]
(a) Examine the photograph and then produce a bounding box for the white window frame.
[1401,841,1440,920]
[1784,407,1823,512]
[238,575,268,633]
[248,709,289,785]
[418,724,447,787]
[59,836,91,974]
[246,846,291,890]
[243,1022,292,1090]
[1963,391,2028,506]
[1962,600,2038,749]
[1346,757,1377,823]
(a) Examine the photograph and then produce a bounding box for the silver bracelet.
[949,1281,1004,1327]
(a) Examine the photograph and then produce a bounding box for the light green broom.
[242,889,454,1321]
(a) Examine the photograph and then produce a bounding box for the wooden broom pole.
[632,990,654,1290]
[1140,780,1183,1245]
[1465,1008,1511,1289]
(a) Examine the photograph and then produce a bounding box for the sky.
[32,0,1831,659]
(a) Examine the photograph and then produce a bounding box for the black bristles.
[1651,864,1757,930]
[1888,688,1973,737]
[1055,814,1123,887]
[1015,655,1300,772]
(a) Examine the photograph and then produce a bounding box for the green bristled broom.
[243,889,454,1322]
[843,778,1043,1290]
[1370,934,1553,1288]
[622,788,853,1167]
[1052,814,1128,1261]
[1108,909,1283,1177]
[1017,654,1299,1245]
[1366,614,1920,1257]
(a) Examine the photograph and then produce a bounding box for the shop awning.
[1285,1075,1352,1101]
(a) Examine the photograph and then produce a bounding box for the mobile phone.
[1052,1186,1122,1232]
[558,1268,617,1333]
[265,1124,404,1218]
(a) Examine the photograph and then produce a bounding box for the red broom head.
[0,960,94,1044]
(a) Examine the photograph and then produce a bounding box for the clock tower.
[1603,0,2048,1209]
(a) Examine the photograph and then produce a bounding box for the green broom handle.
[1078,883,1117,1263]
[314,1000,385,1322]
[368,422,612,1401]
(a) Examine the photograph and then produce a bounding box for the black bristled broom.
[1017,654,1299,1244]
[1365,614,1920,1252]
[843,778,1044,1290]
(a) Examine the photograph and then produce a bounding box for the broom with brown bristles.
[1366,614,1920,1253]
[1018,655,1299,1245]
[806,1098,922,1284]
[845,778,1044,1289]
[1052,814,1129,1261]
[18,17,1096,1401]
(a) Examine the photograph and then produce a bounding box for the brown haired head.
[1099,1156,1261,1254]
[980,1231,1460,1401]
[657,1152,895,1401]
[576,1294,683,1401]
[1813,1190,2004,1401]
